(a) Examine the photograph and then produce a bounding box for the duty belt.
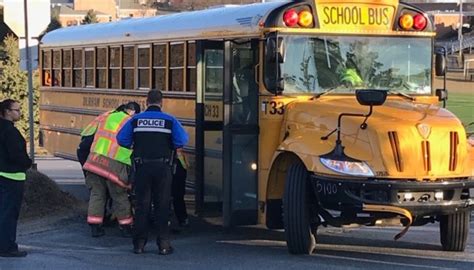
[134,157,170,164]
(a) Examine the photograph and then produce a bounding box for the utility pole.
[23,0,35,167]
[458,0,463,59]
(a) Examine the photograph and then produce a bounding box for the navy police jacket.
[117,105,188,159]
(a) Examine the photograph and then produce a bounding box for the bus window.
[170,43,184,91]
[123,46,135,89]
[153,44,167,91]
[73,49,82,87]
[187,42,196,92]
[97,47,107,89]
[63,49,72,87]
[109,47,121,89]
[204,49,224,94]
[42,50,51,86]
[84,48,95,87]
[52,50,61,86]
[138,45,151,89]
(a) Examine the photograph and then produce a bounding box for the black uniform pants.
[133,161,172,247]
[0,176,25,253]
[172,161,188,223]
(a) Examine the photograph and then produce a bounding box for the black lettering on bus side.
[268,101,284,115]
[102,98,120,109]
[83,97,100,107]
[335,7,343,24]
[368,8,375,25]
[382,8,390,25]
[323,7,331,24]
[368,8,390,26]
[204,104,219,118]
[356,7,365,25]
[345,7,352,24]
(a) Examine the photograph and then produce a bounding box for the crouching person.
[83,102,140,237]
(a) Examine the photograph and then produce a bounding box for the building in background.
[0,0,51,70]
[407,0,474,39]
[54,4,111,27]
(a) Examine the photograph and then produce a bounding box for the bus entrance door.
[196,41,225,215]
[223,41,259,227]
[196,40,259,226]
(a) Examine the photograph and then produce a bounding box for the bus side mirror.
[265,37,285,63]
[356,90,387,106]
[265,38,277,63]
[265,35,284,94]
[435,52,446,76]
[436,88,448,102]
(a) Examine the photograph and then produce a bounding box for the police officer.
[117,90,188,255]
[0,99,31,257]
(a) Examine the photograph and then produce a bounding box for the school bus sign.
[315,0,397,32]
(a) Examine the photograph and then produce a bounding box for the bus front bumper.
[310,175,474,217]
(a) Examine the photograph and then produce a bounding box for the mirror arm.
[321,105,374,140]
[359,105,373,129]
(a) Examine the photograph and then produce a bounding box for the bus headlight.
[320,158,374,177]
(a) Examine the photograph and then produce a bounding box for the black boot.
[133,239,146,254]
[90,224,105,237]
[120,225,133,238]
[0,250,27,257]
[158,240,173,255]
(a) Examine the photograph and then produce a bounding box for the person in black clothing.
[0,99,32,258]
[172,155,188,227]
[117,90,188,255]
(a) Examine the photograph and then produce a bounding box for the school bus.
[39,0,473,254]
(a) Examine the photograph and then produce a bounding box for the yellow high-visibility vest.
[81,111,111,137]
[90,111,132,165]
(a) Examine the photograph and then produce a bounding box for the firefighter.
[117,90,188,255]
[0,99,31,257]
[83,102,140,238]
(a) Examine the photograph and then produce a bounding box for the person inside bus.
[82,102,140,238]
[232,62,255,124]
[0,99,32,258]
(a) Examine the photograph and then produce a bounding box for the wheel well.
[265,152,303,229]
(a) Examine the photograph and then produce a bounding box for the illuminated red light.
[413,14,427,30]
[283,9,299,27]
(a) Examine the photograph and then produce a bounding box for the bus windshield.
[278,35,432,95]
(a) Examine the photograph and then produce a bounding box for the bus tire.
[283,162,316,255]
[439,210,470,251]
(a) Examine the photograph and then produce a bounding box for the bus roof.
[41,1,287,48]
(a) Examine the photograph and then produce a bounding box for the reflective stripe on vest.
[90,112,132,165]
[81,112,110,136]
[0,171,26,181]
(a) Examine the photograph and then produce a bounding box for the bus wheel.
[283,162,316,255]
[439,210,470,251]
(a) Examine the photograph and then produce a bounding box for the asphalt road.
[0,158,472,270]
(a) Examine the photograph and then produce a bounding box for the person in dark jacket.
[172,153,188,227]
[117,90,188,255]
[0,99,32,258]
